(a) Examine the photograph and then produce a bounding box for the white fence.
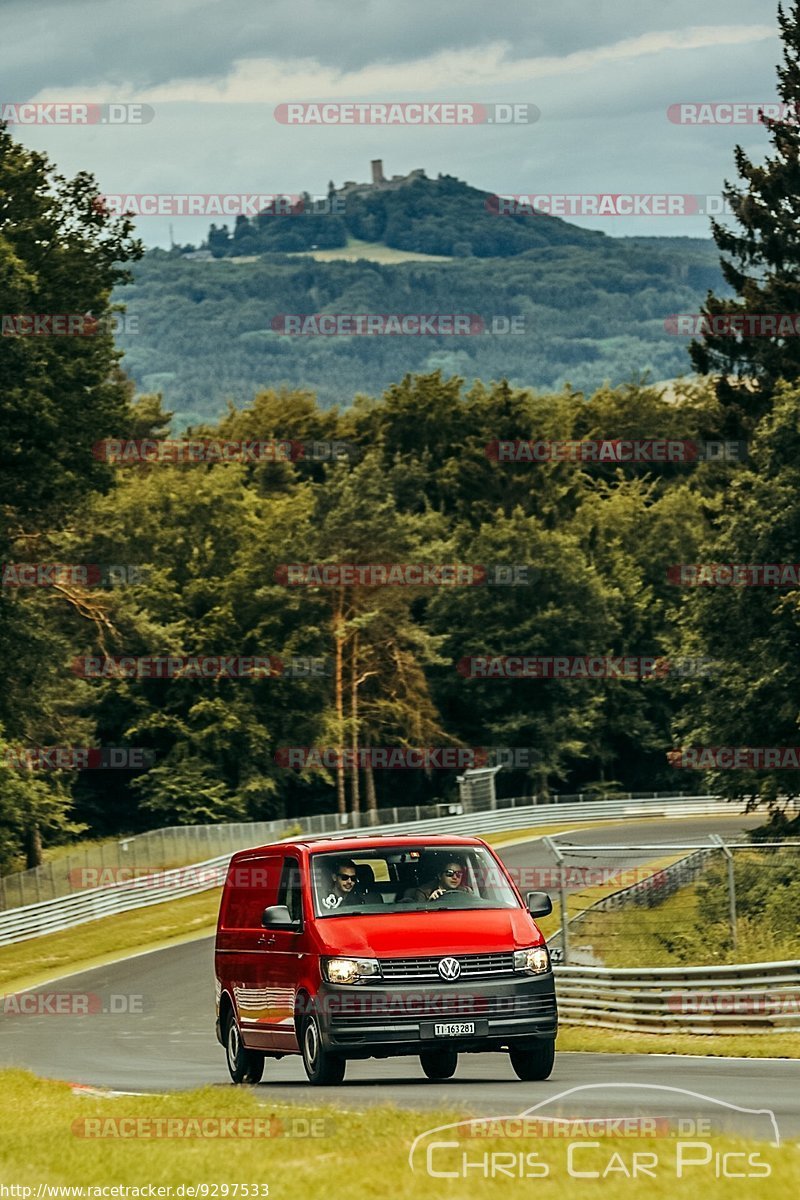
[555,960,800,1034]
[0,794,735,946]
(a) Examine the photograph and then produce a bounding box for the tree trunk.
[350,632,360,819]
[334,591,346,818]
[25,821,42,869]
[364,752,378,824]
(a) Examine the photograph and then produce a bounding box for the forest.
[2,5,800,869]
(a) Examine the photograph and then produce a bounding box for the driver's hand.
[429,887,445,900]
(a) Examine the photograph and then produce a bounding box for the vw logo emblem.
[438,956,461,981]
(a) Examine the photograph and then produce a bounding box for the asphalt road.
[3,812,796,1140]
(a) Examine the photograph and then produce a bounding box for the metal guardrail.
[0,794,734,945]
[545,847,714,961]
[0,790,719,911]
[554,960,800,1034]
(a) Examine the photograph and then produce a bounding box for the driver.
[405,857,472,902]
[320,858,369,909]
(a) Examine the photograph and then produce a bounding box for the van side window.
[278,857,303,925]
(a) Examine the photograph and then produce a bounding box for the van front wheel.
[509,1038,555,1081]
[301,1013,346,1086]
[420,1047,458,1080]
[225,1011,265,1084]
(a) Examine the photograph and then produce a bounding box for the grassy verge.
[532,854,684,942]
[579,877,800,967]
[0,889,221,993]
[0,1070,795,1197]
[558,1025,800,1058]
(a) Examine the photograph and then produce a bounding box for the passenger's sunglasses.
[443,868,463,877]
[338,873,357,882]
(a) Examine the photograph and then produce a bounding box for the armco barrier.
[0,794,734,945]
[554,960,800,1034]
[0,789,715,911]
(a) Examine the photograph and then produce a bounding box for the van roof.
[232,833,485,857]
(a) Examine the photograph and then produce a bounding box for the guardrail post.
[710,834,737,952]
[543,836,569,964]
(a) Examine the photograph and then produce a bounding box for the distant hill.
[113,169,728,425]
[203,170,607,260]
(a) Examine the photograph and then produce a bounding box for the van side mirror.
[526,890,553,918]
[262,904,294,928]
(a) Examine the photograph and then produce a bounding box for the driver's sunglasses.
[443,868,463,877]
[338,873,357,882]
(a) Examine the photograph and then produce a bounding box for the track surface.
[3,814,798,1138]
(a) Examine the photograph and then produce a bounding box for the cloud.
[15,25,776,107]
[0,0,776,98]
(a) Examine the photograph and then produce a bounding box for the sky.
[0,0,785,246]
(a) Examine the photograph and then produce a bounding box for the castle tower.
[370,159,385,185]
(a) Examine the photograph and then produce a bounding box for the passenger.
[404,857,472,902]
[320,858,368,909]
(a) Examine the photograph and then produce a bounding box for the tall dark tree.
[690,2,800,435]
[0,123,141,864]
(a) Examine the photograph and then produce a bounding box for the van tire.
[301,1012,346,1085]
[420,1047,458,1080]
[509,1038,555,1081]
[225,1011,265,1084]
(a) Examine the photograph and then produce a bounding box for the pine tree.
[690,2,800,434]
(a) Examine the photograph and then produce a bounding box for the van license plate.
[434,1022,475,1037]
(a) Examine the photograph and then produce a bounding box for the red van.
[214,833,556,1086]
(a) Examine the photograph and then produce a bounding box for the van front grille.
[330,993,555,1025]
[378,952,516,981]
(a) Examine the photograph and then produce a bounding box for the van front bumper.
[317,973,557,1057]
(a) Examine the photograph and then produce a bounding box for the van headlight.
[514,946,551,974]
[322,957,381,985]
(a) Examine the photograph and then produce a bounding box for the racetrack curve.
[2,813,797,1139]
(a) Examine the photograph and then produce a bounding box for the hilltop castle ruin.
[338,161,426,197]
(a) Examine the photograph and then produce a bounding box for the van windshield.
[310,844,519,918]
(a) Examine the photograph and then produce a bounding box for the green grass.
[290,236,452,263]
[1,1070,797,1197]
[0,889,221,992]
[578,879,800,967]
[558,1025,800,1058]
